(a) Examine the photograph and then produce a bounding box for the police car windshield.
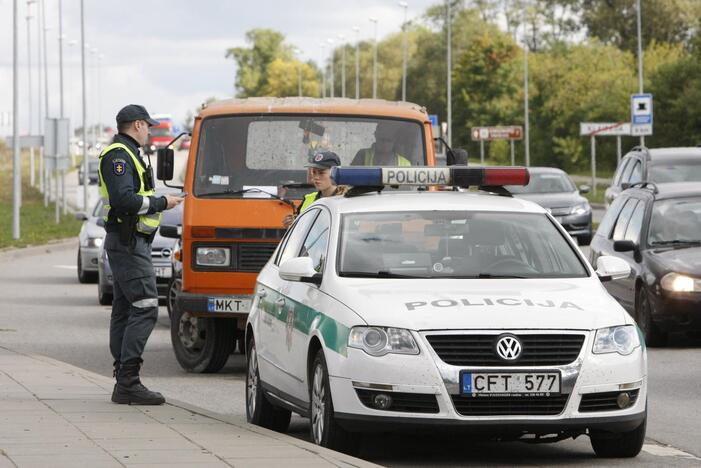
[338,211,588,279]
[193,115,426,199]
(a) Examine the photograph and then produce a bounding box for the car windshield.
[649,161,701,183]
[338,211,587,278]
[648,196,701,244]
[506,172,575,194]
[193,115,426,199]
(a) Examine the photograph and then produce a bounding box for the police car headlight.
[348,327,419,357]
[660,272,701,292]
[570,202,591,216]
[195,247,230,266]
[87,237,103,248]
[593,325,640,356]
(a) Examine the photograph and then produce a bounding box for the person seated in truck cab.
[350,121,411,167]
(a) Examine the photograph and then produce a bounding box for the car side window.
[276,209,319,266]
[624,201,646,243]
[620,158,637,185]
[596,196,626,238]
[613,158,631,186]
[298,210,331,273]
[629,160,642,184]
[612,199,639,241]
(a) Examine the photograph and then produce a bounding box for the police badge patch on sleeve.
[113,158,126,176]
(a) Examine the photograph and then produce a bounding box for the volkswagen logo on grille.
[495,335,522,360]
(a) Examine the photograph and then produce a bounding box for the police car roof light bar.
[331,166,529,189]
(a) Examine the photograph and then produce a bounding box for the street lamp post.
[446,1,451,146]
[635,0,645,147]
[338,34,346,98]
[292,47,302,97]
[80,0,88,211]
[12,0,21,239]
[352,26,360,99]
[320,43,326,98]
[369,17,378,99]
[26,1,36,193]
[327,38,335,98]
[398,1,408,101]
[40,0,49,200]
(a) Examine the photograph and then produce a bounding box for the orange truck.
[157,97,462,372]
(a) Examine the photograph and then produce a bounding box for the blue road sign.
[429,114,439,126]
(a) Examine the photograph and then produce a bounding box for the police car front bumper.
[326,330,647,435]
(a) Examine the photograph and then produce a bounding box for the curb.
[0,237,78,263]
[17,350,380,468]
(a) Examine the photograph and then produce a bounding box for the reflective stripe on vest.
[362,149,411,167]
[98,143,161,235]
[299,191,319,213]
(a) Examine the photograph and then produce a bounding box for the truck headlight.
[348,327,419,357]
[593,325,640,356]
[660,272,701,292]
[195,247,230,266]
[570,202,591,216]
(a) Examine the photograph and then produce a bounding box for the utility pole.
[327,38,335,98]
[635,0,645,147]
[523,5,530,167]
[40,0,49,201]
[369,17,378,99]
[26,1,36,194]
[399,1,408,101]
[338,34,346,98]
[13,0,21,239]
[352,26,360,99]
[81,0,88,211]
[446,1,452,147]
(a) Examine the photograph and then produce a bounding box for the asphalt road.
[1,245,700,466]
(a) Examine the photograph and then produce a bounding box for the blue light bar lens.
[331,167,383,186]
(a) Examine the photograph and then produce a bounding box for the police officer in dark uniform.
[99,104,183,405]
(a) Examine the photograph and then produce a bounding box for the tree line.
[226,0,701,173]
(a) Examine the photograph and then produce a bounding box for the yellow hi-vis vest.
[299,191,319,213]
[98,143,161,235]
[362,148,411,167]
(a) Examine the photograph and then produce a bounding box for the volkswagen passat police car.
[245,166,647,458]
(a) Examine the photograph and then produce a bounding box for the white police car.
[245,166,647,458]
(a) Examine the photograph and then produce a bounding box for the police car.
[245,166,647,458]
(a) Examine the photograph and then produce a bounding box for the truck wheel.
[170,307,234,373]
[246,337,291,432]
[166,279,181,321]
[590,412,646,458]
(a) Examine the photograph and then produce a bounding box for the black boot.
[112,359,165,405]
[111,360,121,402]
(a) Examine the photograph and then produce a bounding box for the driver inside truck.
[350,120,411,167]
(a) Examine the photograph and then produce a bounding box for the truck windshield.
[193,115,426,198]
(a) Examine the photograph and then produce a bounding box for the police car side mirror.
[595,255,630,282]
[447,148,468,166]
[578,184,590,194]
[96,218,105,228]
[74,211,88,221]
[156,148,174,181]
[279,257,322,285]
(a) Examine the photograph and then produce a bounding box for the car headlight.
[660,272,701,292]
[87,237,103,248]
[570,202,591,216]
[593,325,640,356]
[195,247,230,266]
[348,327,419,357]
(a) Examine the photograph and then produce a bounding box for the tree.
[264,59,320,97]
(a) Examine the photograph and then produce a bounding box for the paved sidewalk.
[0,347,378,468]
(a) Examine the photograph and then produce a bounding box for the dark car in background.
[590,182,701,346]
[604,146,701,207]
[77,159,100,185]
[97,201,184,306]
[506,167,593,244]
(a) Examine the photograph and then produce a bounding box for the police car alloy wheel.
[246,167,648,458]
[245,338,291,432]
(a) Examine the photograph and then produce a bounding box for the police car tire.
[245,338,292,432]
[170,309,234,373]
[310,350,359,454]
[590,411,646,458]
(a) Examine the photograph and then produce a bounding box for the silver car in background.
[75,198,106,283]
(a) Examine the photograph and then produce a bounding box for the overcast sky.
[1,0,440,137]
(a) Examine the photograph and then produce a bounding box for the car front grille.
[578,389,640,412]
[451,394,569,416]
[355,389,439,413]
[426,333,585,367]
[236,243,277,272]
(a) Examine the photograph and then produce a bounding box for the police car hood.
[335,278,627,331]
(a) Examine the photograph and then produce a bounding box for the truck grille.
[579,390,640,412]
[451,394,569,416]
[236,243,277,272]
[426,334,585,366]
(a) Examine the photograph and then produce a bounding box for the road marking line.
[54,265,77,270]
[643,443,701,460]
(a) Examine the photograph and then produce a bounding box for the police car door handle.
[257,288,267,298]
[275,298,286,306]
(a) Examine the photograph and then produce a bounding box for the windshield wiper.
[339,271,429,278]
[651,239,701,247]
[476,273,527,279]
[200,188,295,208]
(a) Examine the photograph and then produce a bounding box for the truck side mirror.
[447,148,468,166]
[157,147,174,181]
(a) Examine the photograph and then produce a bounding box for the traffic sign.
[471,126,523,141]
[429,114,439,126]
[580,122,631,137]
[631,94,653,136]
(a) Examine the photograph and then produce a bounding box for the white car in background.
[75,198,106,283]
[245,166,647,458]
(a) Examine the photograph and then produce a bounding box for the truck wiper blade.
[200,188,295,208]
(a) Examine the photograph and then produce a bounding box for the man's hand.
[163,195,184,210]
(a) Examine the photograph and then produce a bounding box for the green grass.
[0,145,82,249]
[582,185,607,205]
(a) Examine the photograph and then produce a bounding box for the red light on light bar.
[482,167,530,186]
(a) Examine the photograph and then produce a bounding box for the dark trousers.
[104,232,159,364]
